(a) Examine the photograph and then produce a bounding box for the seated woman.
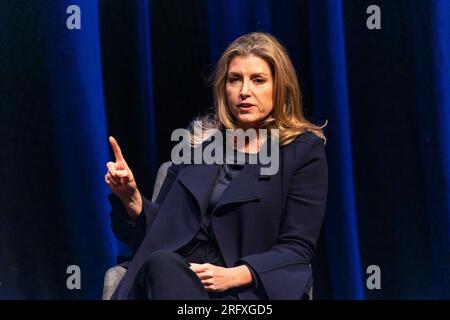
[105,32,328,300]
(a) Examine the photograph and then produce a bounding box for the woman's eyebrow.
[227,71,268,77]
[250,72,268,77]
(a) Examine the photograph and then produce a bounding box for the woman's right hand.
[105,136,142,219]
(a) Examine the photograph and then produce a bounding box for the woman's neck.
[226,130,266,154]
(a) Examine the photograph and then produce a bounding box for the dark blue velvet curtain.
[0,0,448,299]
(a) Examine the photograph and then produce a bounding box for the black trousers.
[130,250,238,300]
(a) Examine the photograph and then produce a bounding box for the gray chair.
[102,161,314,300]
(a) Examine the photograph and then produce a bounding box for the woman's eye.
[253,78,265,84]
[228,77,240,83]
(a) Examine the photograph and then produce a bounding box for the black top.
[176,162,245,265]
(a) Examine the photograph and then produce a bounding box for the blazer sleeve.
[109,193,158,254]
[236,133,328,299]
[109,163,179,255]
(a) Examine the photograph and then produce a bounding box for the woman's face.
[226,54,274,130]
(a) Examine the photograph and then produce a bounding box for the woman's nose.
[240,82,251,99]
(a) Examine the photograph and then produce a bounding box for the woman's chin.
[236,118,261,130]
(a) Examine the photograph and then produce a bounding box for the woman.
[105,32,327,300]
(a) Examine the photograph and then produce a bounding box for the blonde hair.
[190,32,326,146]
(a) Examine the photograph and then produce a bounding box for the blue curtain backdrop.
[0,0,449,299]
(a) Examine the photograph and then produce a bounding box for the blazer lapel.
[211,162,263,215]
[177,164,220,219]
[210,162,266,266]
[177,161,267,267]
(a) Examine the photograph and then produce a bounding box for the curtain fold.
[411,0,450,298]
[308,0,364,300]
[43,0,117,298]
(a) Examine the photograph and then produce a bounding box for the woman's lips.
[238,104,255,111]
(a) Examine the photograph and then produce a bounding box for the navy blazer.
[109,131,328,300]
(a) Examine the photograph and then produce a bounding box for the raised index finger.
[109,136,125,162]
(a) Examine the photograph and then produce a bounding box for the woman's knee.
[145,250,187,271]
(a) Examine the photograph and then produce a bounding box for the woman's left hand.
[189,263,253,292]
